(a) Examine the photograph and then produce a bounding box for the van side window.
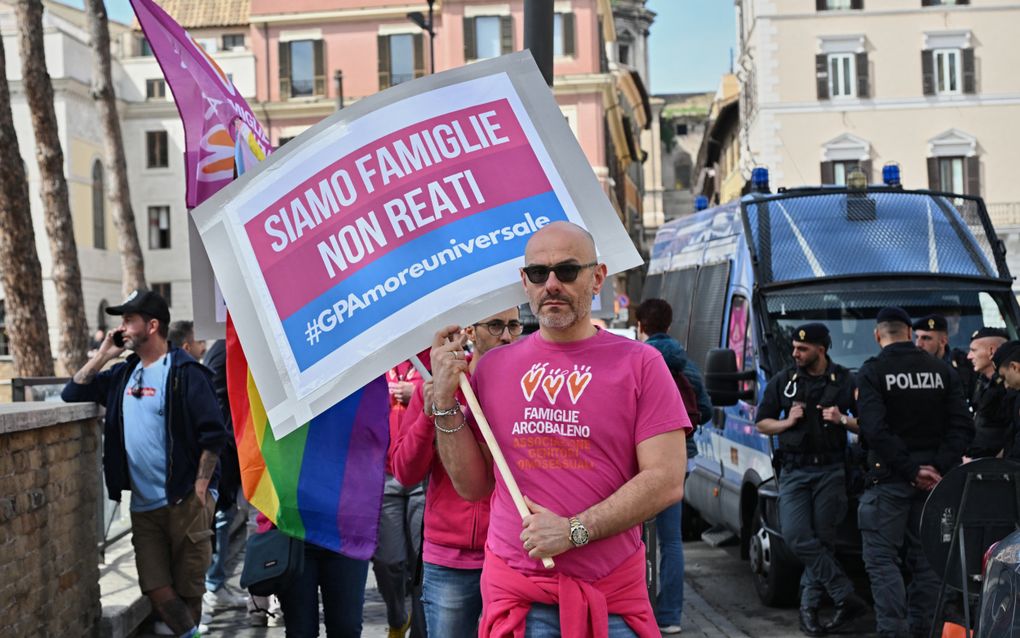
[728,295,754,392]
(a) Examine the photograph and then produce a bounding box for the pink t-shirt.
[472,328,691,581]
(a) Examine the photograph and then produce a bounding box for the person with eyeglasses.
[391,307,522,636]
[62,289,226,638]
[428,222,690,637]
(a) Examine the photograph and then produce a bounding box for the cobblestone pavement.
[134,540,836,637]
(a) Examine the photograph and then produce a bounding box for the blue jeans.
[421,562,483,635]
[524,603,637,637]
[205,508,232,592]
[277,543,370,638]
[654,501,684,626]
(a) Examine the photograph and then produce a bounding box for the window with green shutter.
[279,39,326,99]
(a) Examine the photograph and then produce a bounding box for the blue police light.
[695,195,709,211]
[882,162,901,187]
[751,167,770,193]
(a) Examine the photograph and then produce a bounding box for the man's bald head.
[524,221,597,264]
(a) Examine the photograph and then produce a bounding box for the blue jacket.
[62,348,227,504]
[645,333,713,424]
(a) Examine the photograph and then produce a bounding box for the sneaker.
[659,625,682,635]
[203,586,248,610]
[266,595,284,628]
[248,609,269,628]
[153,621,209,636]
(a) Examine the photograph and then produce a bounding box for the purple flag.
[130,0,272,207]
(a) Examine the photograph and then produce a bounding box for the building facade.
[736,0,1020,215]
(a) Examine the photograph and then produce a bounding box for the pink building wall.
[248,0,609,169]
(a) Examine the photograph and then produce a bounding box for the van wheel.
[748,502,802,607]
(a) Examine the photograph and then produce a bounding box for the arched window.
[92,160,106,249]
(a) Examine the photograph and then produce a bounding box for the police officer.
[992,341,1020,462]
[857,307,974,638]
[756,323,867,637]
[913,313,976,402]
[965,327,1010,459]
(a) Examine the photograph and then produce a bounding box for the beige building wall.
[738,0,1020,214]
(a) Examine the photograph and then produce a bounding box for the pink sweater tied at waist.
[478,545,659,638]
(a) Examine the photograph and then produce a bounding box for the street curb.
[98,509,247,638]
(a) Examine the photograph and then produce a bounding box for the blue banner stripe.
[282,190,567,371]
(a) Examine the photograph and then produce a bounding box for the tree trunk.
[84,0,146,296]
[0,32,55,376]
[15,0,89,374]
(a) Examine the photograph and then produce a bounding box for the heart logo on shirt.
[566,370,593,404]
[541,374,565,403]
[521,365,545,401]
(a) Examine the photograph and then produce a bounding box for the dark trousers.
[277,543,370,638]
[778,464,854,609]
[859,481,940,636]
[372,475,426,635]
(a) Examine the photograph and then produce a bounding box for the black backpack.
[671,367,702,431]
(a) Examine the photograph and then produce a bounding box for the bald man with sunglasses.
[429,222,690,636]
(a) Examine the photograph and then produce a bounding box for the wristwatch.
[568,516,590,547]
[839,415,849,426]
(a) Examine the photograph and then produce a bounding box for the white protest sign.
[191,53,641,438]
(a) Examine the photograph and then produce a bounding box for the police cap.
[912,314,947,333]
[992,340,1020,369]
[971,327,1009,341]
[876,306,911,327]
[792,323,831,348]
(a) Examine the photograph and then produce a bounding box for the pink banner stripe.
[244,99,529,270]
[259,142,551,320]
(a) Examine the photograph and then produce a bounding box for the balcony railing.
[987,202,1020,228]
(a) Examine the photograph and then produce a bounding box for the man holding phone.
[756,323,866,636]
[62,289,226,638]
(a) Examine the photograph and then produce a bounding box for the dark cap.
[876,306,911,326]
[105,289,170,325]
[912,314,947,332]
[971,327,1009,341]
[792,322,831,347]
[992,340,1020,369]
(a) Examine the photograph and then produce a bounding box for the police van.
[645,166,1020,605]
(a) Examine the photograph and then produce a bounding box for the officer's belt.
[782,451,843,467]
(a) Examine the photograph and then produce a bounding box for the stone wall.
[0,402,103,637]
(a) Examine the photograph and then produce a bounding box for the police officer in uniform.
[757,323,868,636]
[913,313,976,403]
[857,307,973,638]
[965,327,1010,459]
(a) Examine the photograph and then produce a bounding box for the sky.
[647,0,736,95]
[64,0,735,95]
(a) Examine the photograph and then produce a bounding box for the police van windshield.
[765,288,1017,371]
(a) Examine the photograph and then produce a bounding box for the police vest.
[776,365,850,455]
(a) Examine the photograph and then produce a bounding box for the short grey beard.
[534,292,593,331]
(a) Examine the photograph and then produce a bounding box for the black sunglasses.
[521,261,598,284]
[130,368,144,399]
[473,320,524,337]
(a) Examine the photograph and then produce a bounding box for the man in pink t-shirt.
[430,222,690,636]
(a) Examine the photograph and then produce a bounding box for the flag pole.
[411,354,554,569]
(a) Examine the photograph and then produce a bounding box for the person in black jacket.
[756,322,866,636]
[964,327,1010,459]
[856,307,973,638]
[912,314,976,402]
[62,290,226,638]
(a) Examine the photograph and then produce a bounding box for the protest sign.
[191,52,642,438]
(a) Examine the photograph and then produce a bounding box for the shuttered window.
[817,52,868,99]
[148,206,171,249]
[378,33,425,90]
[146,131,168,168]
[464,15,513,60]
[279,39,325,99]
[816,0,862,9]
[820,160,872,185]
[553,13,576,57]
[922,48,975,95]
[926,156,980,196]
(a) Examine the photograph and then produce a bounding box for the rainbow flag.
[226,316,389,556]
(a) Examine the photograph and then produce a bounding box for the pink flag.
[130,0,272,207]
